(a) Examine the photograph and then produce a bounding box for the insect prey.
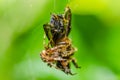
[40,6,80,75]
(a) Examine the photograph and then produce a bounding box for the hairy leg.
[71,58,81,68]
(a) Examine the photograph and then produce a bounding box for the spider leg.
[47,62,53,67]
[54,57,66,61]
[63,62,76,75]
[71,58,81,68]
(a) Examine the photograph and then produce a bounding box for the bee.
[40,7,80,75]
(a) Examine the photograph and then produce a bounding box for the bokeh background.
[0,0,120,80]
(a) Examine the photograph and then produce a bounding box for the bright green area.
[0,0,120,80]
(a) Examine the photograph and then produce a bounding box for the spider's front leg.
[71,58,81,68]
[59,60,76,75]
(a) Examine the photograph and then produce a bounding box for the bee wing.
[43,23,53,40]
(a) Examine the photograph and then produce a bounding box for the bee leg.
[71,58,81,68]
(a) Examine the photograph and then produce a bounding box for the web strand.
[53,0,56,12]
[67,0,70,6]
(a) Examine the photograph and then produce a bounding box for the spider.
[40,6,80,75]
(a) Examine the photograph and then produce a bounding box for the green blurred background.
[0,0,120,80]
